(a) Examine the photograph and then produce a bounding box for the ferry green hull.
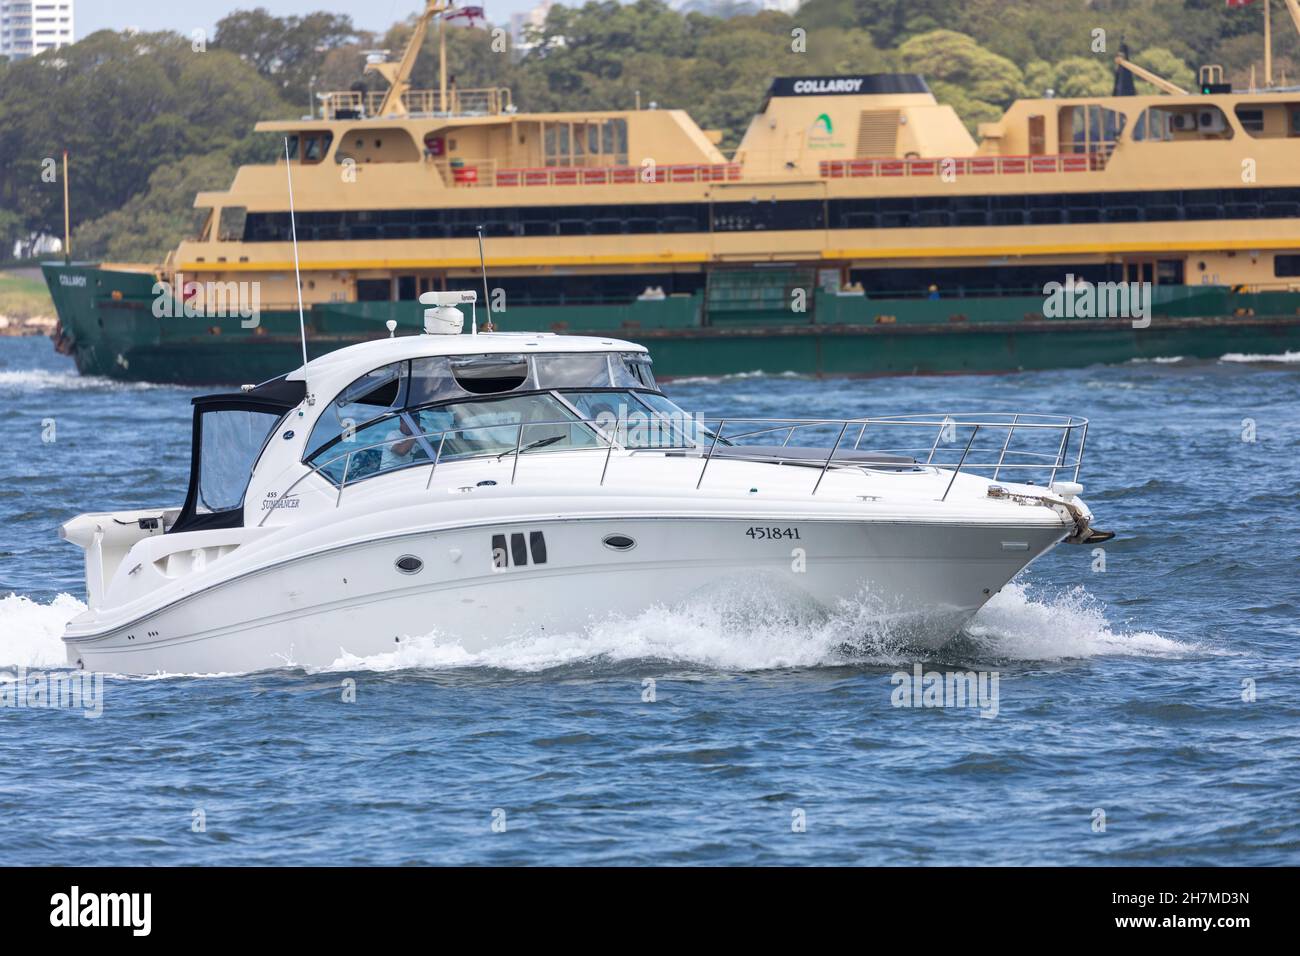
[43,262,1300,384]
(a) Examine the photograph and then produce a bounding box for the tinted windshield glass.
[613,353,656,389]
[450,354,529,394]
[198,409,281,512]
[306,361,408,458]
[534,353,611,387]
[308,393,600,485]
[562,390,703,448]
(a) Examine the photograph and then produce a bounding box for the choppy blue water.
[1,335,1297,865]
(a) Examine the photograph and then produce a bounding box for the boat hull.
[63,515,1066,675]
[42,262,1300,383]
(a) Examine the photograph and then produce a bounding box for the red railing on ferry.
[818,154,1105,178]
[493,163,743,187]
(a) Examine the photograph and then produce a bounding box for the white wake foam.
[321,585,911,674]
[1219,350,1300,364]
[0,579,1192,678]
[0,369,163,392]
[0,593,84,669]
[667,369,805,385]
[321,579,1191,674]
[964,581,1191,660]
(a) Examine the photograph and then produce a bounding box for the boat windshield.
[559,389,713,448]
[306,351,655,459]
[308,392,602,484]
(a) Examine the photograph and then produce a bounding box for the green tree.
[1051,56,1113,98]
[898,30,1024,131]
[213,8,363,102]
[0,208,23,258]
[0,30,288,250]
[73,152,243,263]
[1133,46,1195,92]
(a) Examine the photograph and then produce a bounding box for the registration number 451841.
[746,526,801,540]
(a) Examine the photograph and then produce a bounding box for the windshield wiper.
[497,435,565,460]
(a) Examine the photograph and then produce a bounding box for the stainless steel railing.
[257,411,1088,526]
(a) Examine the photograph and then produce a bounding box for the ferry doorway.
[1028,115,1046,155]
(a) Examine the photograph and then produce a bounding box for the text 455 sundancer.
[59,291,1111,674]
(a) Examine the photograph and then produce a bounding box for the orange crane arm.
[1284,0,1300,39]
[366,1,448,116]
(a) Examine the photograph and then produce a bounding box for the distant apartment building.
[510,0,553,50]
[0,0,74,60]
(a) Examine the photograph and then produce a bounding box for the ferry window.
[302,132,333,163]
[543,123,573,167]
[285,135,300,160]
[712,199,825,232]
[1132,108,1173,142]
[1134,106,1231,140]
[533,353,612,388]
[1062,105,1125,153]
[450,354,529,394]
[1157,259,1185,284]
[305,361,409,459]
[217,207,247,242]
[1196,106,1233,137]
[1275,255,1300,277]
[356,278,392,301]
[1234,108,1264,135]
[603,119,628,164]
[197,409,282,513]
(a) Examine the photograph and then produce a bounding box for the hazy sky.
[77,0,540,38]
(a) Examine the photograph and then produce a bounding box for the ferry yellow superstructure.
[42,5,1300,382]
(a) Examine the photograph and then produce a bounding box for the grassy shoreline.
[0,270,56,335]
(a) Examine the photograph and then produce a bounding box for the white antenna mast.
[477,225,495,332]
[284,137,309,373]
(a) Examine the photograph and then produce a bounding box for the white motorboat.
[59,292,1111,674]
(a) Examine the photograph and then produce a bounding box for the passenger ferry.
[42,2,1300,382]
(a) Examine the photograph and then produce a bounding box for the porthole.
[602,534,636,552]
[395,555,424,574]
